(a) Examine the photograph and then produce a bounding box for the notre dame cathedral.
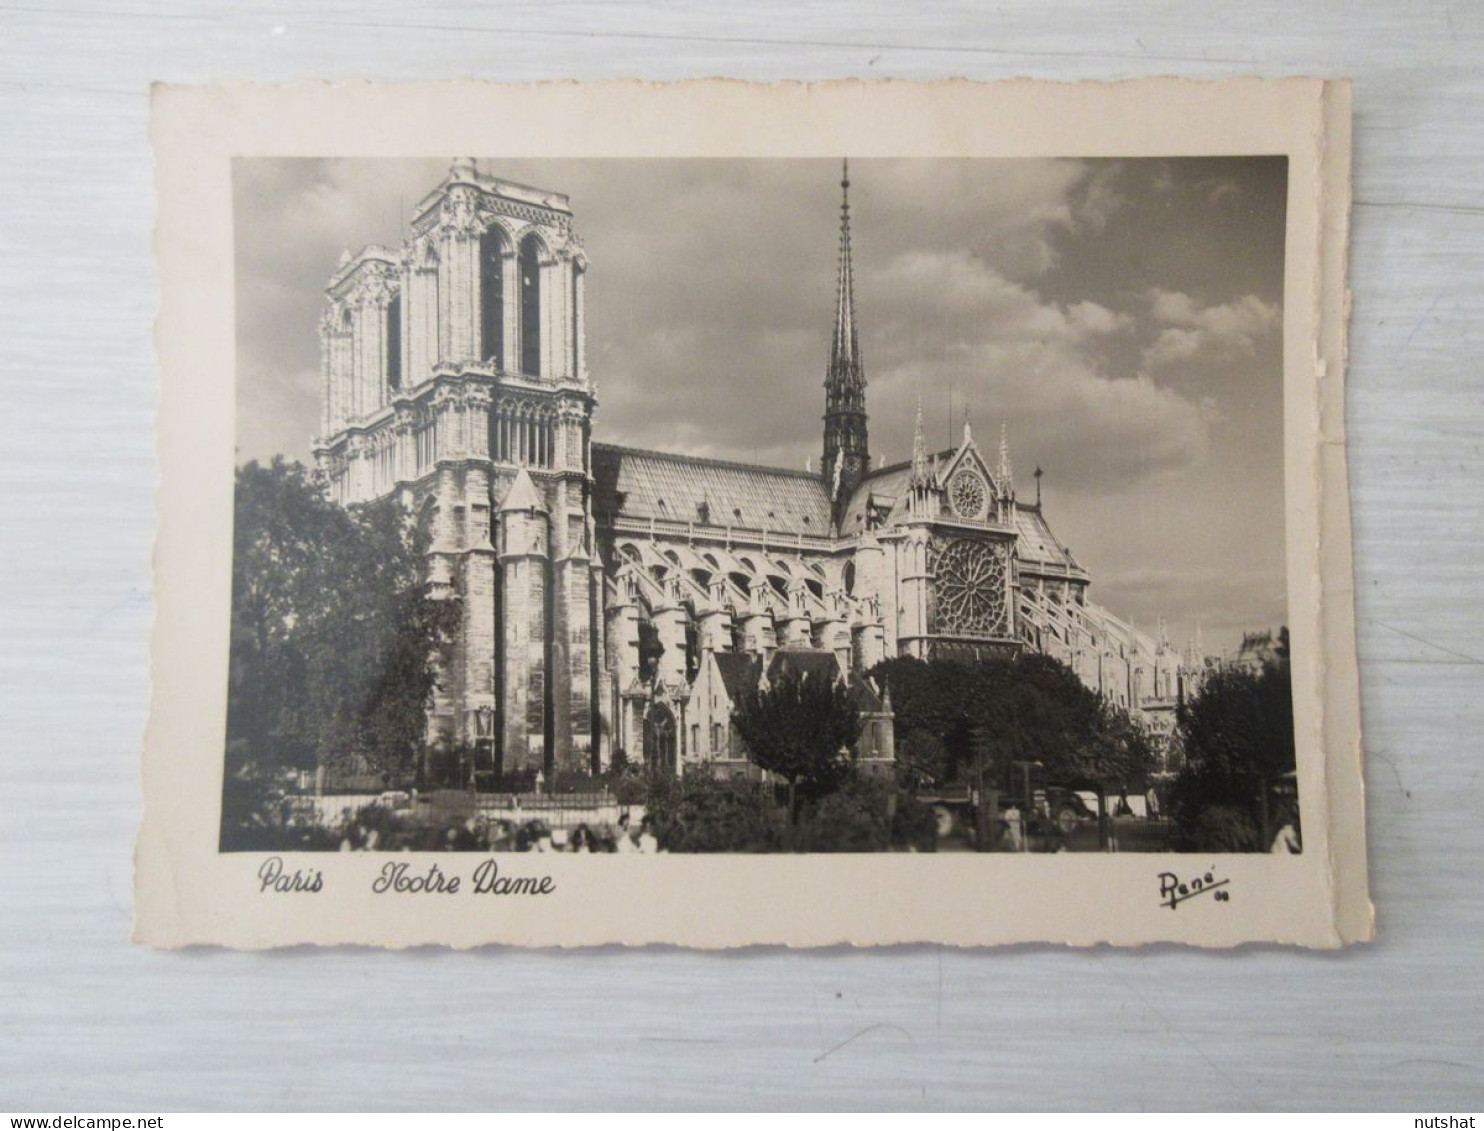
[313,158,1205,783]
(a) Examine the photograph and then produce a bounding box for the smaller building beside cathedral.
[313,158,1206,787]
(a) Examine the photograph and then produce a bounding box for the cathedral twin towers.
[315,158,1195,783]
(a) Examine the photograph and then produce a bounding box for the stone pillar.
[895,529,932,658]
[699,585,733,653]
[814,590,850,670]
[353,273,392,416]
[398,260,413,388]
[652,583,689,688]
[349,304,369,420]
[406,239,437,378]
[460,463,498,754]
[466,386,491,460]
[852,618,886,672]
[552,500,594,775]
[781,579,814,647]
[539,253,557,380]
[318,309,334,438]
[425,466,456,596]
[451,232,478,364]
[573,263,587,382]
[433,185,482,366]
[498,469,550,775]
[330,308,352,431]
[437,237,453,364]
[852,532,892,655]
[502,246,520,375]
[606,580,640,760]
[421,465,462,750]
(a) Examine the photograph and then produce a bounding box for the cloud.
[866,251,1211,490]
[1094,565,1288,647]
[1073,161,1128,232]
[1067,300,1133,337]
[1142,288,1280,369]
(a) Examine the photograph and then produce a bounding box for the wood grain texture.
[1,0,1481,1111]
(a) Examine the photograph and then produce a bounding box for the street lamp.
[473,704,496,791]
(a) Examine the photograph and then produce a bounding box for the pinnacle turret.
[998,420,1014,498]
[910,397,929,486]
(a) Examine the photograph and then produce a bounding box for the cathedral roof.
[1012,503,1084,574]
[846,672,886,714]
[592,443,832,537]
[712,651,762,705]
[498,467,547,513]
[836,449,957,533]
[767,648,843,687]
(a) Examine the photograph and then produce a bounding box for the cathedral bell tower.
[822,159,870,529]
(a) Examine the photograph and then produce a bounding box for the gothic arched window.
[385,293,402,391]
[519,234,542,376]
[479,228,505,369]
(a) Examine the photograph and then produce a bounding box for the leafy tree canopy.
[226,458,459,787]
[1170,634,1295,848]
[872,652,1155,792]
[644,775,785,853]
[731,668,862,809]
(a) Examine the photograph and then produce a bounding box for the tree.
[731,668,861,822]
[224,458,460,828]
[1170,638,1295,851]
[798,772,939,853]
[643,775,785,853]
[894,730,948,787]
[869,656,976,779]
[873,652,1155,796]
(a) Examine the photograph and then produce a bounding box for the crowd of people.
[320,805,662,853]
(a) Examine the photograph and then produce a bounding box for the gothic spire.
[831,158,861,379]
[822,158,870,528]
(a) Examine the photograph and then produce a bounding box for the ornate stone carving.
[487,197,571,232]
[350,261,397,309]
[460,384,492,411]
[405,234,439,271]
[949,468,988,520]
[930,537,1009,638]
[436,185,485,239]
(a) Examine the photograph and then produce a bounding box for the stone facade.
[315,158,1206,785]
[314,159,600,779]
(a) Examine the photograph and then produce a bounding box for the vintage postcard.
[138,78,1369,948]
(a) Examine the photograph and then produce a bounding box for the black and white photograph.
[136,78,1364,951]
[13,2,1484,1108]
[223,153,1299,858]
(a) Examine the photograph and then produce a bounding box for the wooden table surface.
[1,1,1481,1111]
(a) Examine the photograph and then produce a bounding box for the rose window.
[949,470,988,519]
[931,538,1008,637]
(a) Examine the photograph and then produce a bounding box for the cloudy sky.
[234,156,1288,654]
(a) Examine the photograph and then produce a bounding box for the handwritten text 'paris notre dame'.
[256,856,555,897]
